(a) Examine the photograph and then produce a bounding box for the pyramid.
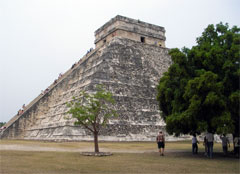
[1,15,171,141]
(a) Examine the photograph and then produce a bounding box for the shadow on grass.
[160,151,240,160]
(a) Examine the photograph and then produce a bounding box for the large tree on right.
[157,23,240,137]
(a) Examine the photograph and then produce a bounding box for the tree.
[157,22,240,137]
[66,85,117,153]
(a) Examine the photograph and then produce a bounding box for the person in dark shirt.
[156,131,165,156]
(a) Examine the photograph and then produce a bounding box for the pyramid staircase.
[1,47,99,137]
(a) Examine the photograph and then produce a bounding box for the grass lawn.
[0,139,229,152]
[0,140,239,174]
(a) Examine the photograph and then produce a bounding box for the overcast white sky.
[0,0,239,123]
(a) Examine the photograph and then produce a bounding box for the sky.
[0,0,239,123]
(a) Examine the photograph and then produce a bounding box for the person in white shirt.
[192,134,199,154]
[220,134,230,156]
[206,132,214,158]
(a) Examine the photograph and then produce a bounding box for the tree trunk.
[94,131,99,153]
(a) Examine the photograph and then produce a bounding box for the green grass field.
[0,139,229,151]
[0,140,239,174]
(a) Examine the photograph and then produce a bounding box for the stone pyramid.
[1,15,171,141]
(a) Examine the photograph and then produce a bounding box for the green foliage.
[67,85,117,133]
[157,22,240,136]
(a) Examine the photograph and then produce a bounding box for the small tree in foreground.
[67,85,117,153]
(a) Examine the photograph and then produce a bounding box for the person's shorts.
[158,142,165,148]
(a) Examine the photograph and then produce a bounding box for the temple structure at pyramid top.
[94,15,166,48]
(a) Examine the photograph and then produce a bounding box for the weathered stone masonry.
[1,15,175,141]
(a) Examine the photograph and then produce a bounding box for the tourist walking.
[156,131,165,156]
[192,134,199,154]
[233,136,240,158]
[206,132,214,158]
[220,134,230,156]
[203,136,208,156]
